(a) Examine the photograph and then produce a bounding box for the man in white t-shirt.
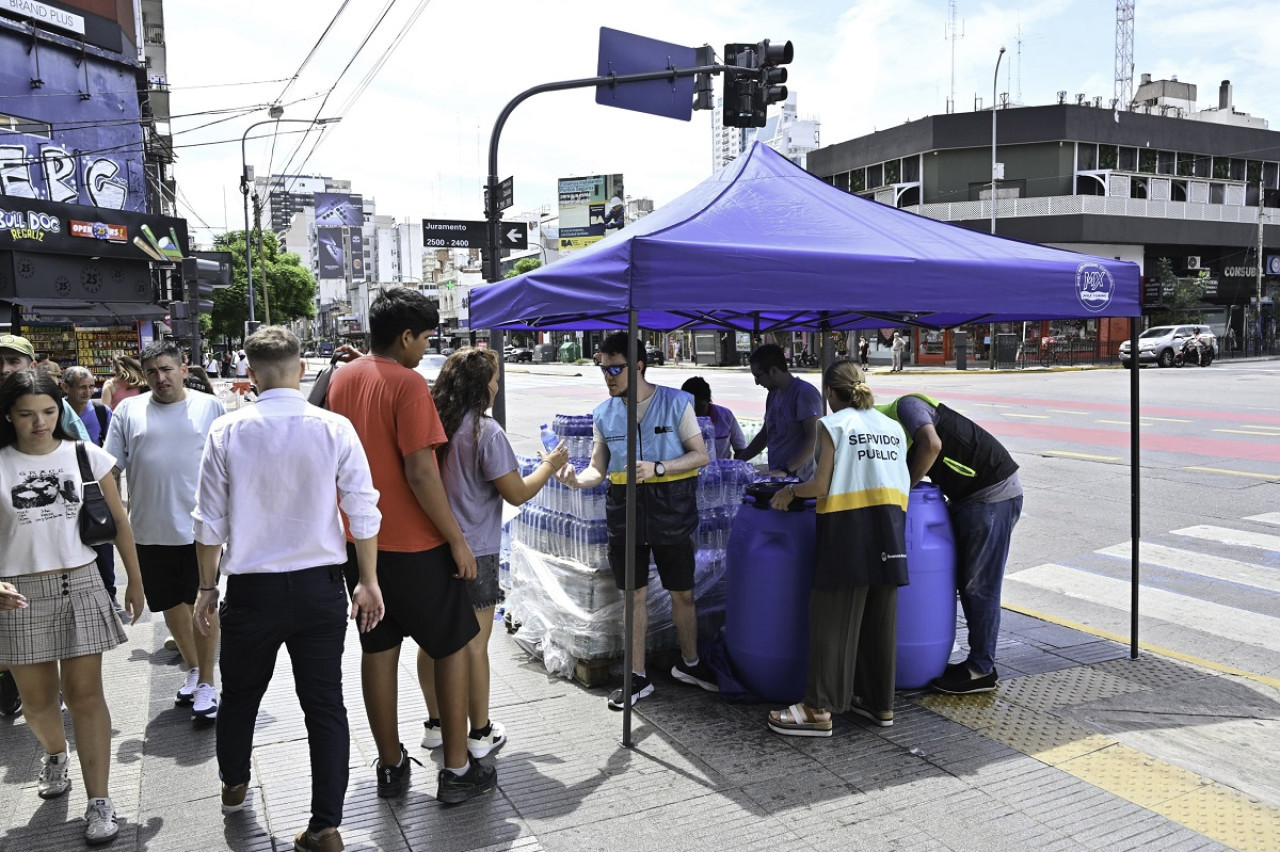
[105,340,225,724]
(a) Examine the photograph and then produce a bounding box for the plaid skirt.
[0,564,127,666]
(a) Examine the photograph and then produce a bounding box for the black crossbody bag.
[76,441,117,546]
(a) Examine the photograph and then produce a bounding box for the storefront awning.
[3,298,168,323]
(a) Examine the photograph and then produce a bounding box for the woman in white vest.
[766,360,910,737]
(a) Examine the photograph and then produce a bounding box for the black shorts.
[342,543,479,657]
[608,537,696,592]
[136,543,200,612]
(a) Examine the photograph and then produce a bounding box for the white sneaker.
[467,720,507,759]
[175,668,200,705]
[37,751,71,799]
[84,797,118,845]
[420,718,443,749]
[192,683,218,722]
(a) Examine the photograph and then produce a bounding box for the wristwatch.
[653,461,666,477]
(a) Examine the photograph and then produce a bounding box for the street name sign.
[423,218,527,250]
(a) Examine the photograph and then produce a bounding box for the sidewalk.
[2,599,1277,852]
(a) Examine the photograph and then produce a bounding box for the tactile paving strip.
[997,666,1148,712]
[1152,784,1280,852]
[1090,654,1215,691]
[915,663,1280,852]
[1056,743,1209,808]
[918,694,1111,765]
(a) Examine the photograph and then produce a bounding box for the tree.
[504,257,542,279]
[209,231,318,342]
[1150,257,1208,325]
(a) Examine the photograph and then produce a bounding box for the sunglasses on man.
[598,363,629,377]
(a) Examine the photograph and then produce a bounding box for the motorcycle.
[1173,339,1213,368]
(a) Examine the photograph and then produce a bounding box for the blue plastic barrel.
[724,483,816,703]
[896,483,957,689]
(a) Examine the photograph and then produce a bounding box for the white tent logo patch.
[1075,262,1115,313]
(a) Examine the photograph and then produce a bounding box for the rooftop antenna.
[946,0,964,114]
[1114,0,1135,109]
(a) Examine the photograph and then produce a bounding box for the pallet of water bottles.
[500,412,757,679]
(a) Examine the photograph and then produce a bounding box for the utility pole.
[254,194,271,326]
[1257,177,1265,356]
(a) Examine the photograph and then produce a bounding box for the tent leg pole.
[1130,315,1140,659]
[622,309,639,746]
[493,329,506,428]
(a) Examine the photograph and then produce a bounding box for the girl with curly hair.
[416,348,568,758]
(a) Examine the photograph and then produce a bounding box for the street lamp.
[240,112,341,330]
[991,46,1006,235]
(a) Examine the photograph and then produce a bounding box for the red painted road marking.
[985,420,1280,464]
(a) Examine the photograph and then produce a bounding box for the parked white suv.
[1119,324,1218,368]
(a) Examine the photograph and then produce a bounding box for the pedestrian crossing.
[1005,515,1280,676]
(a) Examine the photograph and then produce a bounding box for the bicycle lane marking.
[980,421,1280,465]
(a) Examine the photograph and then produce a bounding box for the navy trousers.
[216,565,349,832]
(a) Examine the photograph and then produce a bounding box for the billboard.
[350,229,364,280]
[557,174,624,252]
[314,193,361,227]
[317,227,344,279]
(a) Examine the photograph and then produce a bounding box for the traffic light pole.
[484,62,730,429]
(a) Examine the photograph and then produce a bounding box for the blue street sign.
[595,27,697,122]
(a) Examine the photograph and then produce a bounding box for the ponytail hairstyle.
[823,359,875,411]
[431,348,500,461]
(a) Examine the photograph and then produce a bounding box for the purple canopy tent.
[472,143,1144,741]
[471,142,1139,331]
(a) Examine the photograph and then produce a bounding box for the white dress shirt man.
[192,326,381,852]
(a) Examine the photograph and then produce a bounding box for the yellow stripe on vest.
[608,469,700,486]
[817,488,909,514]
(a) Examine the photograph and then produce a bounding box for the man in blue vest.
[878,393,1023,695]
[559,333,713,709]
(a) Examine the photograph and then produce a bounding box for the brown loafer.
[294,826,343,852]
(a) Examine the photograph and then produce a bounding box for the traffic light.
[183,253,232,315]
[721,40,793,128]
[181,252,232,359]
[756,39,793,113]
[722,43,759,128]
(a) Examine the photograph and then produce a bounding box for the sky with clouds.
[162,0,1280,246]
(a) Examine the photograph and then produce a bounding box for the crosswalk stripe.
[1008,564,1278,648]
[1171,525,1280,553]
[1097,541,1280,594]
[1246,512,1280,526]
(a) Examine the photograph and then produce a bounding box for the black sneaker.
[0,671,21,717]
[375,744,421,799]
[436,760,497,805]
[930,663,999,695]
[607,674,653,710]
[671,659,720,693]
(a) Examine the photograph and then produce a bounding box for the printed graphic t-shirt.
[0,440,115,576]
[328,355,448,552]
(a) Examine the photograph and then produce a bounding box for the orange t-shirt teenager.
[328,355,446,552]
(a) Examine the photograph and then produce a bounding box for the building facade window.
[0,112,51,138]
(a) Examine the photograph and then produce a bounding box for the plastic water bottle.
[540,423,558,454]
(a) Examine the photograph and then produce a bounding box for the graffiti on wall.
[0,143,133,211]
